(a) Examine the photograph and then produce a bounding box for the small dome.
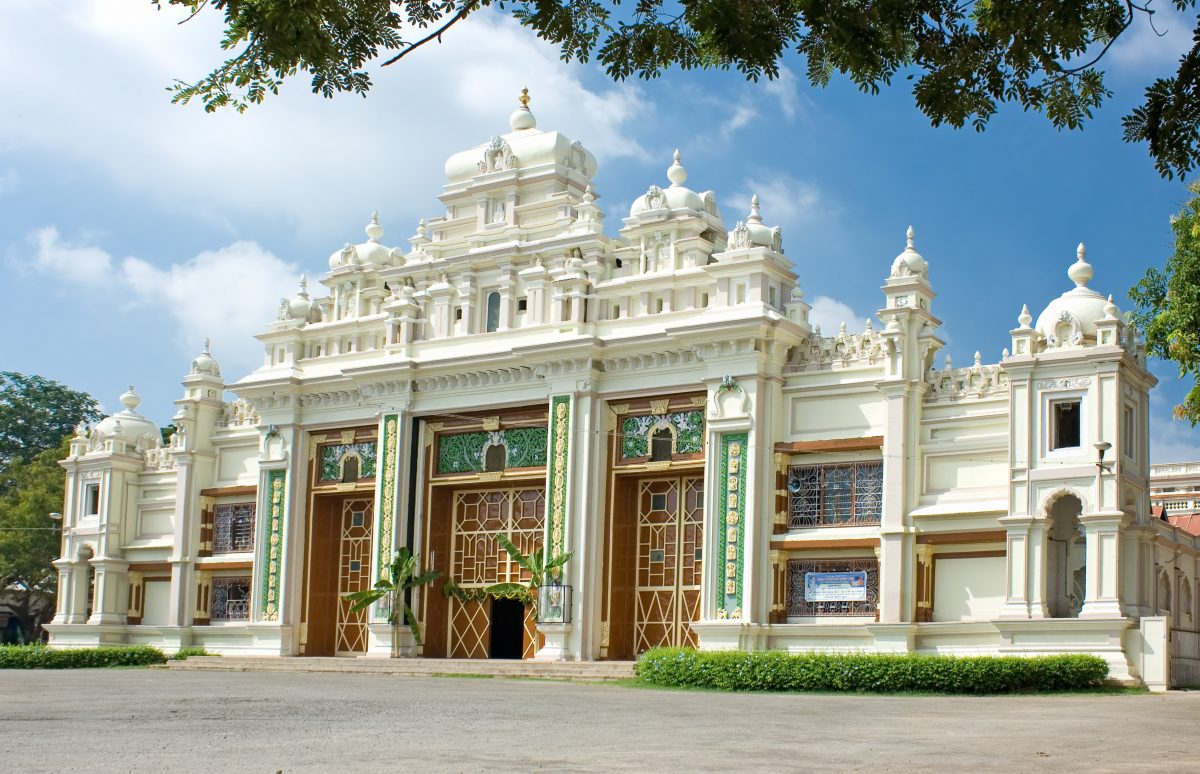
[95,386,159,444]
[727,194,782,251]
[890,226,927,277]
[287,275,312,322]
[329,213,398,269]
[509,87,536,131]
[630,150,705,216]
[1034,243,1110,345]
[443,90,597,183]
[191,338,221,377]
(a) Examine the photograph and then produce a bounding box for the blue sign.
[805,571,868,602]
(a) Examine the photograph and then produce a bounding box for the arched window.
[1159,571,1173,615]
[650,427,674,462]
[341,454,360,483]
[484,443,507,472]
[485,291,501,333]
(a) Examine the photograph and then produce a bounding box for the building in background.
[1151,462,1200,535]
[44,93,1200,688]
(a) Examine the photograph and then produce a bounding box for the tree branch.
[381,6,473,67]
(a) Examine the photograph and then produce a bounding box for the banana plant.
[345,547,440,657]
[484,533,573,620]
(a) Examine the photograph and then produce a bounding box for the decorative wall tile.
[259,469,287,621]
[436,427,548,474]
[320,441,377,481]
[546,396,571,557]
[620,410,704,459]
[376,414,401,583]
[716,433,748,617]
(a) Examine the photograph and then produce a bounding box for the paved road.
[2,669,1196,772]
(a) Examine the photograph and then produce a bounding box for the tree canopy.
[0,372,101,480]
[157,0,1200,177]
[1131,182,1200,424]
[0,439,68,640]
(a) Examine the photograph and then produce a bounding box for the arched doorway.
[1046,493,1085,618]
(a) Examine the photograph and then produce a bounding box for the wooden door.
[633,477,703,653]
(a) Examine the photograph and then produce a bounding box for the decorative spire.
[1018,304,1032,329]
[973,351,982,367]
[906,225,915,250]
[667,149,687,187]
[203,337,211,355]
[1104,293,1119,320]
[510,87,536,131]
[1068,241,1093,288]
[119,386,140,412]
[298,274,309,299]
[747,194,762,224]
[944,353,952,370]
[581,184,594,204]
[366,212,383,241]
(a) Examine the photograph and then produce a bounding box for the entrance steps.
[166,656,636,682]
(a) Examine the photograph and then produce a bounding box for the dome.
[629,150,705,217]
[1034,243,1112,345]
[330,213,397,270]
[95,387,159,444]
[190,338,221,377]
[890,226,927,277]
[286,275,312,322]
[727,194,782,251]
[443,90,597,183]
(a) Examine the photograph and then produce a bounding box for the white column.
[1079,512,1128,618]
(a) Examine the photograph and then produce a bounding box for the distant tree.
[1131,182,1200,424]
[156,1,1200,177]
[0,372,101,482]
[0,439,68,641]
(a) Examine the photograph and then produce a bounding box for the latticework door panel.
[449,598,491,659]
[335,498,374,654]
[634,478,704,653]
[448,487,545,658]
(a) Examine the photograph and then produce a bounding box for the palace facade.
[46,95,1200,686]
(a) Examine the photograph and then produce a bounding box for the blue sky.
[2,1,1199,461]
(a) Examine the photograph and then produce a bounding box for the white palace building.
[46,93,1200,688]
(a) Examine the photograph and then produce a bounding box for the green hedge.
[0,644,166,669]
[169,646,214,661]
[635,648,1109,694]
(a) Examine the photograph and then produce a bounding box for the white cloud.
[720,103,758,138]
[0,168,17,195]
[25,226,113,282]
[0,2,649,235]
[807,296,870,335]
[730,173,836,235]
[1109,5,1195,72]
[22,228,298,374]
[762,68,801,119]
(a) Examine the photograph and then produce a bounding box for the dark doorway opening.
[489,598,525,659]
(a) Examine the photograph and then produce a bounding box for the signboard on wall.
[804,571,868,602]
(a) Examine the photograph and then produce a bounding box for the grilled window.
[787,461,883,528]
[213,503,255,554]
[210,576,251,622]
[788,558,879,617]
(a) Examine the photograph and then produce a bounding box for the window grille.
[787,558,879,617]
[211,577,251,621]
[787,461,882,528]
[213,503,255,553]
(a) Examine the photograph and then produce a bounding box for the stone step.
[166,656,637,682]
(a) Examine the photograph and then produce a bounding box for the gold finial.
[519,86,530,108]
